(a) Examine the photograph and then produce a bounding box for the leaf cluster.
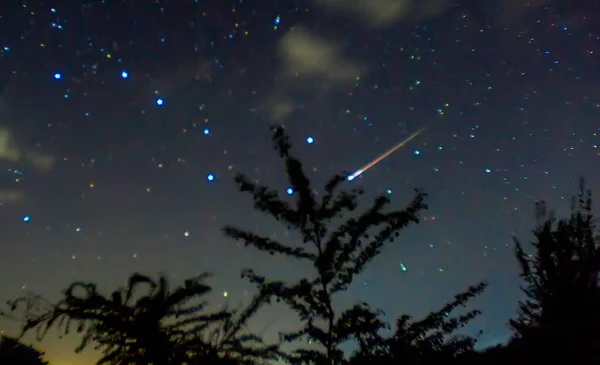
[7,272,277,365]
[350,282,486,364]
[509,179,600,360]
[224,125,431,364]
[0,336,49,365]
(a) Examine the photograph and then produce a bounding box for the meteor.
[347,127,427,181]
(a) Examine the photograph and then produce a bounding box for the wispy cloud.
[263,26,361,121]
[0,126,21,162]
[312,0,453,26]
[25,151,55,172]
[0,127,55,171]
[261,90,296,121]
[278,27,360,82]
[263,1,462,122]
[0,189,24,204]
[493,0,552,25]
[0,126,55,203]
[266,0,543,122]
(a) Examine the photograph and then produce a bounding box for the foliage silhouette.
[223,125,429,365]
[349,282,486,365]
[459,343,515,365]
[0,335,49,365]
[7,272,278,365]
[509,178,600,362]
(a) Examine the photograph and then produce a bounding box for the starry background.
[1,0,599,364]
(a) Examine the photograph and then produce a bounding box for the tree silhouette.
[7,272,277,365]
[223,125,428,365]
[509,179,600,362]
[459,343,514,365]
[349,282,486,365]
[0,335,49,365]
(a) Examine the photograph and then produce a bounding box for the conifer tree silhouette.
[509,179,600,362]
[7,272,277,365]
[223,126,427,365]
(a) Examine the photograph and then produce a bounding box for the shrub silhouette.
[508,179,600,362]
[223,125,484,364]
[7,272,277,365]
[350,282,486,365]
[0,335,49,365]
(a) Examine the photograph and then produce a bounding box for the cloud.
[263,27,361,121]
[265,94,296,121]
[150,58,214,96]
[0,127,21,162]
[278,27,360,83]
[493,0,551,26]
[0,189,24,203]
[0,127,55,171]
[0,126,55,203]
[312,0,453,26]
[264,2,460,122]
[312,0,410,25]
[26,151,55,172]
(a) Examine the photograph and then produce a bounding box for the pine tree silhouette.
[223,126,427,365]
[7,272,277,365]
[509,178,600,362]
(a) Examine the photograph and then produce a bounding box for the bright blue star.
[274,15,280,25]
[286,187,294,195]
[413,149,420,156]
[306,136,314,144]
[203,128,210,135]
[207,174,214,181]
[485,168,491,173]
[53,73,62,80]
[156,98,164,106]
[23,215,31,222]
[121,71,129,79]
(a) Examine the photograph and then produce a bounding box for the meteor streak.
[347,127,427,181]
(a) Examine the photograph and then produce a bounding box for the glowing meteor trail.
[347,127,427,181]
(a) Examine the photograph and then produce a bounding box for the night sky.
[1,0,600,364]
